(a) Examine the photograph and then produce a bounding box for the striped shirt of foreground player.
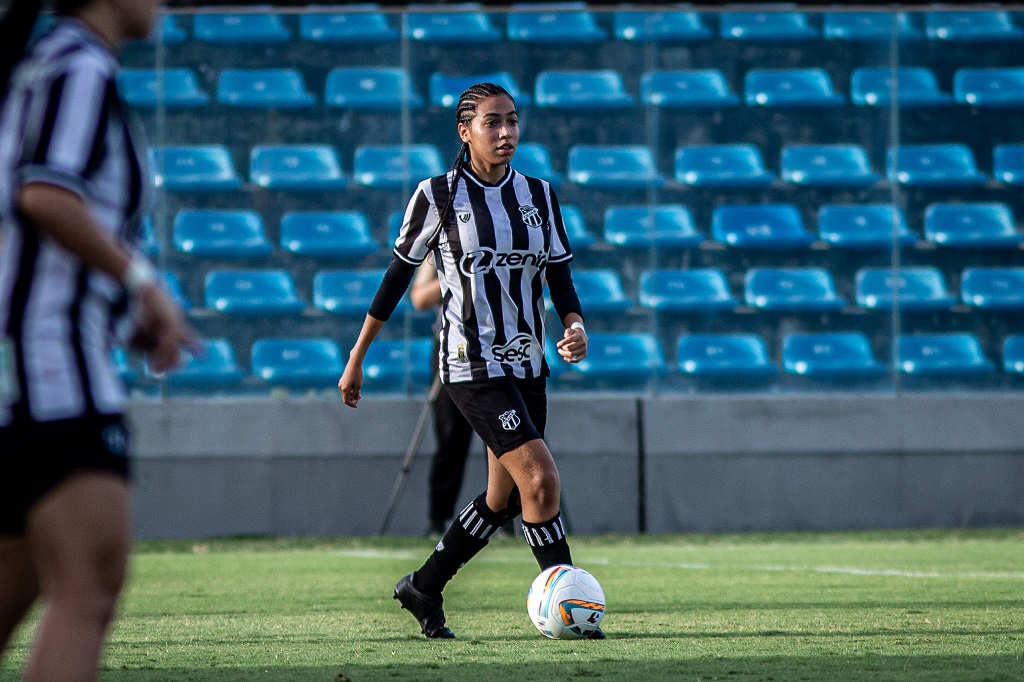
[339,82,603,641]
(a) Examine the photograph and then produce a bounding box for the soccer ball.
[526,565,605,639]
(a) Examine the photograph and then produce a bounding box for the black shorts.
[0,413,131,535]
[445,376,547,457]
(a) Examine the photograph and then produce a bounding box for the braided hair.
[427,82,514,249]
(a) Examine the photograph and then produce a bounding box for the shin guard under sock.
[413,493,503,595]
[522,514,572,569]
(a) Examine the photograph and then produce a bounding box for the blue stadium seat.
[150,145,242,193]
[897,334,995,377]
[923,203,1024,248]
[111,347,137,387]
[326,68,423,111]
[603,205,704,248]
[387,210,405,247]
[823,11,922,41]
[251,338,343,389]
[156,339,245,390]
[353,145,444,189]
[249,145,347,191]
[674,144,774,188]
[745,268,846,313]
[205,270,305,316]
[139,216,159,257]
[614,10,711,42]
[745,68,845,107]
[993,144,1024,185]
[781,144,879,188]
[712,205,815,250]
[961,268,1024,310]
[720,11,817,40]
[117,69,209,109]
[783,333,887,380]
[641,70,739,109]
[299,7,398,44]
[313,269,411,316]
[507,3,606,43]
[573,333,667,380]
[217,69,316,109]
[280,212,380,258]
[193,13,291,44]
[545,341,569,380]
[430,71,530,108]
[887,144,988,187]
[570,270,633,315]
[817,204,917,249]
[173,210,272,258]
[403,4,501,44]
[925,11,1023,42]
[1002,336,1024,374]
[850,67,952,108]
[855,267,956,311]
[160,271,191,310]
[513,143,562,187]
[954,68,1024,108]
[364,339,434,389]
[676,334,775,380]
[535,70,635,110]
[639,269,738,313]
[567,145,664,190]
[560,205,596,250]
[153,15,188,45]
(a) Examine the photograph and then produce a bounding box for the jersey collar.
[462,164,513,189]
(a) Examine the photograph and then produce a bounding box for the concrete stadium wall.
[128,393,1024,539]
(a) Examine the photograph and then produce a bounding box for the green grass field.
[2,530,1023,681]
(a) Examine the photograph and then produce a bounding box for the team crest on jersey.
[499,410,521,431]
[519,204,542,228]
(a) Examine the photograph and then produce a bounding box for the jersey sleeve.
[393,180,440,265]
[546,185,574,264]
[18,55,114,200]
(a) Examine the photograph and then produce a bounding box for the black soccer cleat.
[393,573,456,639]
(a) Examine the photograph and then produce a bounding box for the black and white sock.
[413,493,502,595]
[522,514,572,569]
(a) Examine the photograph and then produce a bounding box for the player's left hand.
[556,324,587,364]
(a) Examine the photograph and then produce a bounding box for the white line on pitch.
[330,549,1024,580]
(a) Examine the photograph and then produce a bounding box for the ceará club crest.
[519,205,542,228]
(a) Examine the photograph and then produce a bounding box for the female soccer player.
[0,1,191,679]
[340,82,601,640]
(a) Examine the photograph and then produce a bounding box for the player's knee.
[45,547,127,624]
[522,469,560,512]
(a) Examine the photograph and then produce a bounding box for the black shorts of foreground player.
[339,83,602,640]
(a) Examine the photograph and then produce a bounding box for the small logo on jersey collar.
[458,212,471,223]
[499,410,521,431]
[519,205,542,228]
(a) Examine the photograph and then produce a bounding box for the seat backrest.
[1003,335,1024,372]
[507,3,606,43]
[639,269,734,305]
[314,269,409,315]
[326,68,421,110]
[535,70,634,109]
[193,13,291,44]
[364,339,434,385]
[251,338,343,384]
[353,145,444,188]
[576,333,666,376]
[604,205,699,239]
[783,333,878,365]
[403,4,500,43]
[924,202,1017,241]
[781,144,875,180]
[850,67,948,106]
[817,204,913,246]
[823,11,921,41]
[675,144,772,185]
[961,268,1024,307]
[250,145,345,187]
[641,70,738,108]
[676,334,774,375]
[205,270,298,305]
[173,209,268,254]
[567,145,662,188]
[855,267,952,307]
[887,144,985,184]
[280,211,377,256]
[429,71,528,108]
[925,10,1022,41]
[720,11,817,40]
[745,267,839,302]
[118,68,208,108]
[165,339,243,382]
[712,204,811,247]
[954,67,1024,106]
[299,8,397,44]
[217,69,313,106]
[559,205,595,249]
[745,68,843,106]
[150,145,241,190]
[897,334,992,374]
[512,143,561,184]
[572,269,628,303]
[614,10,711,41]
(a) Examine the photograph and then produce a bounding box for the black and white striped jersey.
[0,18,150,427]
[394,166,573,383]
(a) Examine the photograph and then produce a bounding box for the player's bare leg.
[0,538,38,662]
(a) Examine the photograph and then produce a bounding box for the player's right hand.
[339,360,363,408]
[137,284,195,374]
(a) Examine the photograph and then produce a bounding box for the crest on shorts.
[499,409,521,431]
[519,205,542,228]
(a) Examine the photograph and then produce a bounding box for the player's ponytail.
[426,82,515,250]
[0,0,45,101]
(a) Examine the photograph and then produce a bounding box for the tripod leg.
[378,377,442,535]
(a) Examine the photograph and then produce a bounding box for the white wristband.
[123,254,156,296]
[570,321,586,334]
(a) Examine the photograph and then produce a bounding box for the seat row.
[150,142,1024,192]
[118,66,1024,111]
[143,202,1024,262]
[158,265,1024,318]
[115,330,1024,392]
[138,9,1024,47]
